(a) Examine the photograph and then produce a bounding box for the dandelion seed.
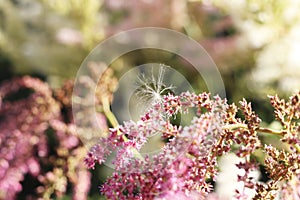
[134,64,175,112]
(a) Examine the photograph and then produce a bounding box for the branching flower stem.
[101,96,144,160]
[102,93,300,160]
[223,123,300,152]
[223,123,285,136]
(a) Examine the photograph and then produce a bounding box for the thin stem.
[101,97,144,160]
[102,97,119,128]
[223,123,300,153]
[294,144,300,153]
[256,127,285,136]
[223,123,285,136]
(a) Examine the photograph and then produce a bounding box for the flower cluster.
[86,90,300,199]
[269,93,300,145]
[0,76,91,199]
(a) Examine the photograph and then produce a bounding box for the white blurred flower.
[56,28,83,45]
[216,153,260,200]
[241,22,276,48]
[251,24,300,94]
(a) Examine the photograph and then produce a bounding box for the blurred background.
[2,0,300,106]
[0,0,299,199]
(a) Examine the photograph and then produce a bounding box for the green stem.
[223,123,285,136]
[101,97,144,160]
[102,97,119,128]
[294,144,300,153]
[223,123,300,153]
